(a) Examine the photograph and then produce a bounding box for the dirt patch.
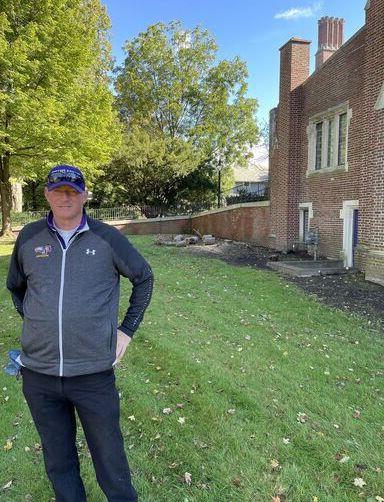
[178,238,384,330]
[179,238,277,269]
[288,273,384,330]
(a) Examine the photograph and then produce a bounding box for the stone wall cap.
[191,201,270,218]
[279,37,311,51]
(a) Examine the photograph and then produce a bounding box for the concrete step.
[267,260,346,277]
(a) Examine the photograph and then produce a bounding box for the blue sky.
[102,0,367,125]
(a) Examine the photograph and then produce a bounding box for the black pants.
[21,367,138,502]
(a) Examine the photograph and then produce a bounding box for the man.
[7,164,153,502]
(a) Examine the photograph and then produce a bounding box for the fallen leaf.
[162,408,172,415]
[297,412,308,423]
[339,456,350,464]
[353,409,361,419]
[3,440,13,451]
[282,438,290,444]
[270,459,280,470]
[178,417,186,424]
[2,480,12,490]
[227,409,236,415]
[128,415,135,421]
[184,472,192,485]
[353,477,366,488]
[194,440,208,449]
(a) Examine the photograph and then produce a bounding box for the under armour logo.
[86,249,96,255]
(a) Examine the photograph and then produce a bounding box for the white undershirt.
[54,222,78,247]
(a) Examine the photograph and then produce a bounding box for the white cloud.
[274,2,322,20]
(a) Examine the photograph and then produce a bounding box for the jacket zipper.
[58,248,67,376]
[56,232,79,377]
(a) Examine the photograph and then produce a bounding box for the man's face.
[44,186,88,221]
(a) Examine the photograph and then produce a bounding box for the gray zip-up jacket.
[6,211,154,377]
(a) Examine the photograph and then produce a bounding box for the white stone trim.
[340,200,359,267]
[306,102,351,176]
[375,82,384,110]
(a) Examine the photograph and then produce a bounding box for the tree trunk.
[0,154,13,236]
[32,181,37,211]
[11,182,23,212]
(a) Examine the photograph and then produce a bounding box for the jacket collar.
[46,209,89,234]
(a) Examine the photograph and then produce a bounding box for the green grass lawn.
[1,235,383,501]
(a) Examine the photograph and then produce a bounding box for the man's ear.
[82,190,89,204]
[44,187,50,202]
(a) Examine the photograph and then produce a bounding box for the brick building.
[268,0,384,285]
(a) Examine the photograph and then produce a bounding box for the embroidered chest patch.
[34,245,52,258]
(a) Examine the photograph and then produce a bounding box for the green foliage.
[0,0,122,231]
[112,21,259,207]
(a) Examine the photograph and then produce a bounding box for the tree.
[114,21,259,208]
[0,0,121,234]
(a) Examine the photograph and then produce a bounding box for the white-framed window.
[307,103,352,174]
[299,202,313,243]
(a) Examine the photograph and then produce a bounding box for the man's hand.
[115,329,132,364]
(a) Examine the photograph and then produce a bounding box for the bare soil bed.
[179,238,384,330]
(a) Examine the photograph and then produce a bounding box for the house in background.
[268,0,384,286]
[230,142,269,197]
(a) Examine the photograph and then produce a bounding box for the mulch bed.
[179,238,384,331]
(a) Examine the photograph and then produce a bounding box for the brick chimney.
[315,17,344,69]
[268,38,310,251]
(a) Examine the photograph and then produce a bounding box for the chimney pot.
[316,16,345,69]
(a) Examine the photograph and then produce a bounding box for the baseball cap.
[46,165,86,193]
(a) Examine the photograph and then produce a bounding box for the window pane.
[338,113,347,165]
[327,119,334,167]
[315,122,323,170]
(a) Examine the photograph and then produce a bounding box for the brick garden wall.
[113,216,191,236]
[115,202,271,246]
[191,202,270,246]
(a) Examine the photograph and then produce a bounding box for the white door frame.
[299,202,313,243]
[340,200,359,267]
